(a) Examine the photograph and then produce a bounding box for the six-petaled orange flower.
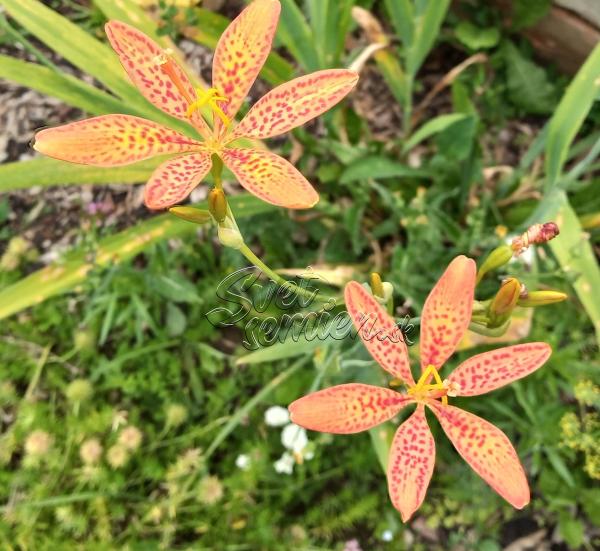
[289,256,552,521]
[33,0,358,210]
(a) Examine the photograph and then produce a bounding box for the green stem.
[238,244,333,305]
[402,74,414,136]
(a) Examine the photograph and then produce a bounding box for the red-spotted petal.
[387,405,435,522]
[220,147,318,208]
[231,69,359,140]
[33,115,201,167]
[430,404,530,509]
[344,281,415,385]
[288,384,411,434]
[144,152,212,210]
[105,20,210,137]
[420,255,476,370]
[447,343,552,397]
[212,0,280,125]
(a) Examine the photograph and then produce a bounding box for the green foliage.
[0,0,600,548]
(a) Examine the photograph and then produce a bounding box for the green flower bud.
[65,379,93,404]
[476,244,513,284]
[517,290,568,307]
[217,216,244,249]
[370,273,384,298]
[208,188,228,223]
[169,206,212,225]
[489,277,521,325]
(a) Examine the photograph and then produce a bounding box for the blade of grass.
[0,157,164,192]
[545,43,600,187]
[204,357,307,459]
[278,0,320,73]
[0,54,134,116]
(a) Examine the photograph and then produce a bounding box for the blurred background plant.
[0,0,599,549]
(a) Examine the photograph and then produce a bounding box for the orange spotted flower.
[289,256,552,521]
[33,0,358,210]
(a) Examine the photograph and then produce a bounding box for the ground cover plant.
[0,0,599,549]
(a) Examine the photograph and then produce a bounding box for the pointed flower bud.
[169,206,212,225]
[517,290,568,307]
[370,273,384,298]
[489,277,521,324]
[512,222,559,255]
[208,188,228,223]
[217,215,244,249]
[476,244,513,284]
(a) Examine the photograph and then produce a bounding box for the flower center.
[407,364,450,405]
[186,88,230,127]
[154,50,230,128]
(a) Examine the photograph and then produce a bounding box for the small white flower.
[264,406,290,427]
[381,529,393,542]
[281,423,308,453]
[274,452,295,475]
[235,454,251,471]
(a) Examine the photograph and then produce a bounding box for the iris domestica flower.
[289,256,552,521]
[33,0,358,210]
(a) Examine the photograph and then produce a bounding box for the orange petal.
[344,281,415,386]
[220,148,318,208]
[105,20,210,137]
[33,115,201,167]
[144,152,212,210]
[420,255,476,370]
[431,404,530,509]
[289,383,411,434]
[212,0,280,124]
[448,343,552,397]
[387,405,435,522]
[231,69,359,140]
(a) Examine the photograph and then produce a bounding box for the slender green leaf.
[532,191,600,348]
[0,157,165,192]
[374,49,407,106]
[0,54,130,116]
[407,0,450,76]
[278,0,321,72]
[205,358,306,458]
[385,0,414,47]
[0,195,274,320]
[403,113,468,152]
[340,156,431,183]
[1,0,135,101]
[546,43,600,186]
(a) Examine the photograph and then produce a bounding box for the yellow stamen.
[186,87,230,126]
[408,365,448,405]
[155,50,195,105]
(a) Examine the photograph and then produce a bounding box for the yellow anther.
[409,365,448,405]
[186,87,230,126]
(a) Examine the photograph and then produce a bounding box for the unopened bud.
[476,244,513,283]
[580,212,600,230]
[169,206,212,225]
[106,444,129,469]
[489,277,521,323]
[118,426,142,452]
[517,290,568,307]
[24,430,52,457]
[370,273,384,298]
[80,438,103,465]
[512,222,559,255]
[208,188,228,223]
[217,216,244,249]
